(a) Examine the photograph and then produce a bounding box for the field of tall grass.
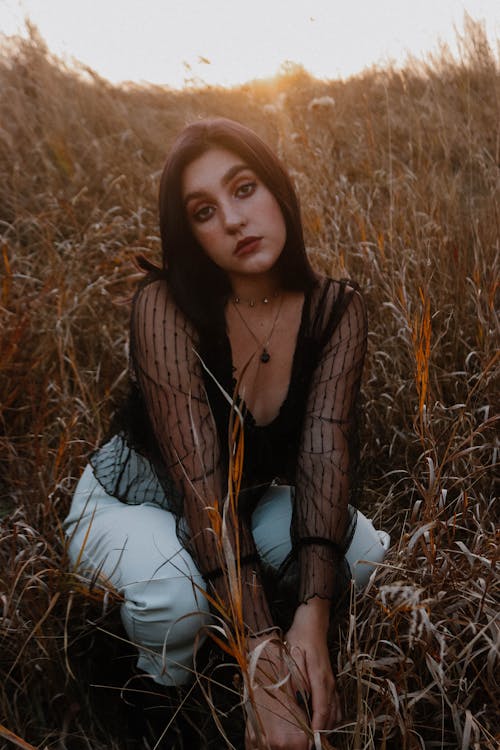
[0,17,498,750]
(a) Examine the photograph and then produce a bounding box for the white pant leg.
[250,484,293,569]
[64,465,210,687]
[65,470,296,686]
[251,486,391,589]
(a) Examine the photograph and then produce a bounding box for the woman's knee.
[113,510,210,685]
[121,569,210,653]
[65,479,210,639]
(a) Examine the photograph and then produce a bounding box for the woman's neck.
[228,271,282,304]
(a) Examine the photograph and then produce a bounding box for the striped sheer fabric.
[130,276,367,633]
[131,279,273,632]
[293,282,367,604]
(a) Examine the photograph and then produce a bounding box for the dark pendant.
[260,349,271,363]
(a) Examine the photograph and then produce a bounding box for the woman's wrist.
[290,596,331,636]
[246,627,283,652]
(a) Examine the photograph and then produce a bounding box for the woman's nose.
[222,202,246,232]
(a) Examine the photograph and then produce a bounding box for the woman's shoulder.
[131,272,198,341]
[133,270,169,302]
[310,272,364,310]
[307,273,366,341]
[132,273,182,318]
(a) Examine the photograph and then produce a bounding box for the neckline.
[227,285,312,429]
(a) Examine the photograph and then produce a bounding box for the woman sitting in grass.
[64,117,373,749]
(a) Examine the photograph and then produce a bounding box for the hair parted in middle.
[157,117,317,334]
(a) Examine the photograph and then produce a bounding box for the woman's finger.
[311,673,339,731]
[287,643,309,694]
[328,683,342,727]
[245,714,269,750]
[244,719,256,750]
[333,673,343,725]
[329,692,339,727]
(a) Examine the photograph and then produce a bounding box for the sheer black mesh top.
[90,273,367,634]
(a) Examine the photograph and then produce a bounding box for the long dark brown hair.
[146,117,317,335]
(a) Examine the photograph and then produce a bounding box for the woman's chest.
[225,292,306,427]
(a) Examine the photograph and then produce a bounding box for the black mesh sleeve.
[130,278,274,634]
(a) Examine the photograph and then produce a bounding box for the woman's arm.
[130,279,273,633]
[284,282,367,736]
[294,281,367,605]
[246,282,367,748]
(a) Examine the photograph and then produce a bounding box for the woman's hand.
[285,597,342,734]
[244,598,341,749]
[244,635,310,750]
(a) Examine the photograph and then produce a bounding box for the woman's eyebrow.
[221,163,249,185]
[183,163,250,206]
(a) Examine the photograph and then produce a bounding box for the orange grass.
[0,15,498,749]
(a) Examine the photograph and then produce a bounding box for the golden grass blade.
[0,724,37,750]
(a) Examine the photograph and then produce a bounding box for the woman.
[65,117,371,749]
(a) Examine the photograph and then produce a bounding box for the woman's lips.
[234,236,262,256]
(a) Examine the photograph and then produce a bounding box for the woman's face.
[181,147,287,284]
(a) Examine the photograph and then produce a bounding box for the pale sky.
[0,0,498,88]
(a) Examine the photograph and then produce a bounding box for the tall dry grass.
[0,16,498,749]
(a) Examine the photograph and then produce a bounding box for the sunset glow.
[1,0,499,88]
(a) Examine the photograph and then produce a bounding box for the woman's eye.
[235,181,257,198]
[193,205,214,222]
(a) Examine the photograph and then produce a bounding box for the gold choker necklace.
[233,290,280,307]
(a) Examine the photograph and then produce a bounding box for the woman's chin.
[228,254,282,279]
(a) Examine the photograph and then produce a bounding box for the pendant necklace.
[232,294,284,363]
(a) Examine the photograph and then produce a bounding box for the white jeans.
[64,465,295,686]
